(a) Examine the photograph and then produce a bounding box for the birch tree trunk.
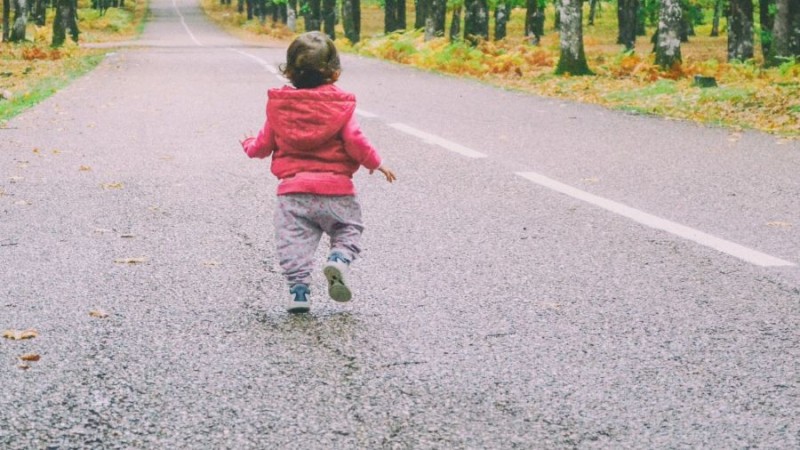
[555,0,591,75]
[654,0,682,69]
[10,0,27,42]
[710,0,722,36]
[286,0,297,31]
[617,0,638,50]
[341,0,360,42]
[728,0,754,61]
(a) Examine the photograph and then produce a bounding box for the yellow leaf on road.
[3,329,39,340]
[114,257,148,264]
[19,353,40,362]
[767,221,792,229]
[101,182,124,190]
[89,309,109,318]
[79,165,92,171]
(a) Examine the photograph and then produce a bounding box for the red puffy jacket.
[242,84,382,196]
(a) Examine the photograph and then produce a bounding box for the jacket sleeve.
[242,119,276,159]
[342,115,382,170]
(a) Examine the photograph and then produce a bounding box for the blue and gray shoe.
[323,252,352,302]
[287,283,311,313]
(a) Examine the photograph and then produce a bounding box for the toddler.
[241,31,396,313]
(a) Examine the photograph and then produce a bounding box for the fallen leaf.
[32,148,40,154]
[114,257,148,264]
[203,260,220,267]
[79,165,92,171]
[51,149,61,155]
[89,309,109,318]
[19,353,40,362]
[9,176,23,183]
[581,177,599,184]
[14,200,30,206]
[18,363,30,370]
[767,221,792,229]
[101,182,124,190]
[3,329,38,340]
[119,234,135,239]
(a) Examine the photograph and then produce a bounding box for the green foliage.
[604,79,678,102]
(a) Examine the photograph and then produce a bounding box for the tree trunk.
[588,0,598,26]
[710,0,722,36]
[3,0,12,42]
[636,0,646,35]
[341,0,360,42]
[679,0,691,42]
[415,0,427,29]
[384,0,405,33]
[555,0,592,75]
[237,0,244,14]
[52,0,78,47]
[449,4,461,41]
[525,0,544,44]
[617,0,638,50]
[759,0,775,61]
[423,0,444,40]
[463,0,488,45]
[306,0,321,30]
[33,0,46,26]
[322,0,335,39]
[494,2,507,40]
[768,0,800,65]
[10,0,27,42]
[654,0,682,69]
[246,0,253,20]
[728,0,754,61]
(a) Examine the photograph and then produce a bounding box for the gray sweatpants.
[274,194,364,287]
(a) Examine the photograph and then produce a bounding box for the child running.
[241,31,396,313]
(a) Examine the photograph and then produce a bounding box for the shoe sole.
[323,266,352,302]
[287,303,310,313]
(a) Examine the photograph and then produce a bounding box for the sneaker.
[287,284,311,313]
[323,252,352,302]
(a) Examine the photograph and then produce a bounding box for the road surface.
[1,0,799,447]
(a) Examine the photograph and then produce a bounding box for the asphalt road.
[1,0,799,447]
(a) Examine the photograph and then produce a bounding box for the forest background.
[2,0,799,137]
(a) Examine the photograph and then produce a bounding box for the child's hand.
[370,165,397,183]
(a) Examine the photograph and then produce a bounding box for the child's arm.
[342,116,396,183]
[240,119,276,159]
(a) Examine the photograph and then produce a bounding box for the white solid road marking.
[516,171,796,267]
[388,123,487,158]
[355,109,379,118]
[229,48,289,83]
[172,0,203,46]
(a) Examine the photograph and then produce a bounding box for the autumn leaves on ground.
[202,1,800,137]
[0,0,146,121]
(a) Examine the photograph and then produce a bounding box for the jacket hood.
[267,85,356,150]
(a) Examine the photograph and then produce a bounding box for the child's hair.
[281,31,341,89]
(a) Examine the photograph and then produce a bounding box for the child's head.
[282,31,341,89]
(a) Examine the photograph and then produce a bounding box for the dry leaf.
[18,363,30,370]
[79,165,92,171]
[119,234,135,239]
[14,200,30,206]
[114,257,148,264]
[101,182,124,190]
[32,148,40,154]
[19,353,40,362]
[89,309,109,318]
[766,221,792,229]
[3,329,39,340]
[203,260,220,267]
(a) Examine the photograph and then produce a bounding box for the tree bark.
[322,0,335,39]
[52,0,79,47]
[654,0,682,69]
[728,0,754,61]
[759,0,775,60]
[768,0,800,65]
[463,0,488,45]
[384,0,405,33]
[449,4,461,41]
[306,0,321,30]
[33,0,46,26]
[525,0,544,45]
[617,0,638,50]
[2,0,10,42]
[555,0,592,75]
[710,0,722,36]
[588,0,599,26]
[10,0,27,42]
[415,0,427,29]
[494,2,507,40]
[423,0,444,40]
[341,0,360,42]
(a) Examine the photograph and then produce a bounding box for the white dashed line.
[516,171,796,267]
[388,123,487,158]
[173,0,203,46]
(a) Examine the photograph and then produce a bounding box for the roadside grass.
[202,1,800,137]
[0,0,147,123]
